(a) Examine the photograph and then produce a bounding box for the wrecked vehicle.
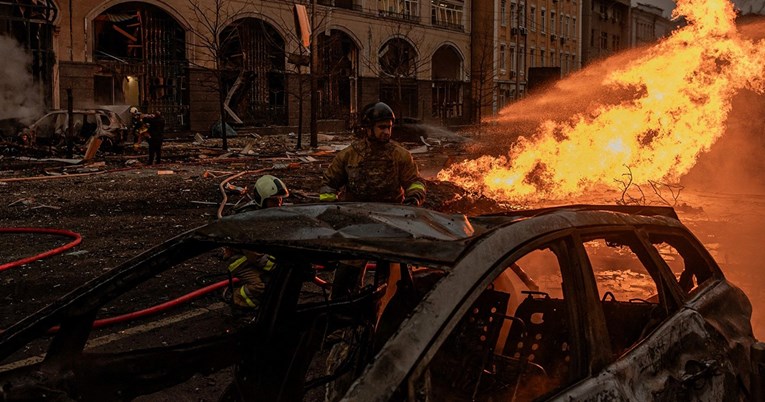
[0,204,762,401]
[24,109,127,150]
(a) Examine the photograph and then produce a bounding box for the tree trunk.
[218,72,228,151]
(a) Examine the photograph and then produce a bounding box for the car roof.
[191,203,683,266]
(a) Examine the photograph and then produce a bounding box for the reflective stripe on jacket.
[321,138,426,203]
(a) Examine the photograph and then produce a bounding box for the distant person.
[320,101,426,206]
[128,106,143,146]
[144,111,165,165]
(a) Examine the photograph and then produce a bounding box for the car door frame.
[342,222,614,401]
[545,224,739,401]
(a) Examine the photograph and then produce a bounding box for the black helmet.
[361,102,395,127]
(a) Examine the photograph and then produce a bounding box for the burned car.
[0,204,762,401]
[24,109,127,150]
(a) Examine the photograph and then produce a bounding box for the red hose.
[91,279,236,329]
[0,227,330,331]
[88,273,332,328]
[0,228,82,272]
[46,279,239,333]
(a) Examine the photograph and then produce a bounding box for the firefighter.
[223,175,289,310]
[319,102,427,206]
[128,106,146,147]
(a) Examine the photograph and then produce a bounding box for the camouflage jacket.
[320,138,426,204]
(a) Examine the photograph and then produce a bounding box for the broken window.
[647,231,719,298]
[93,3,189,130]
[52,239,450,400]
[431,0,464,29]
[94,75,126,105]
[411,240,579,401]
[379,83,418,119]
[219,18,287,126]
[378,0,419,19]
[317,31,358,122]
[379,38,416,78]
[431,45,463,119]
[581,231,675,359]
[378,38,419,119]
[30,112,60,142]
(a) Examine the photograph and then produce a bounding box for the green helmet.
[253,175,289,208]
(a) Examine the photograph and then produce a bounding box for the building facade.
[580,0,629,65]
[39,0,471,133]
[471,0,582,120]
[631,3,673,47]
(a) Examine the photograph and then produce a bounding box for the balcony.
[512,27,528,36]
[378,9,420,22]
[432,19,464,31]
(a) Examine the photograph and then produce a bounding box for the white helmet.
[129,106,140,115]
[253,175,289,208]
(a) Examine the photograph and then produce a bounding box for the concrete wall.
[58,62,99,109]
[188,68,219,133]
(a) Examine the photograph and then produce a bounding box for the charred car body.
[21,109,127,151]
[0,204,762,401]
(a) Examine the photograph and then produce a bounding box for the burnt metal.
[0,203,760,401]
[1,335,238,401]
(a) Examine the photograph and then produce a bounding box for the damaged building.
[0,0,56,109]
[45,0,473,134]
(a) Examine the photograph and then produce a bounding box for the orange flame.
[438,0,765,202]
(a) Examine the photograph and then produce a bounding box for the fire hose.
[217,168,271,219]
[1,227,329,332]
[47,279,237,332]
[0,228,82,272]
[0,227,231,331]
[3,161,322,331]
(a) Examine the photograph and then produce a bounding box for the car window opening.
[420,245,572,402]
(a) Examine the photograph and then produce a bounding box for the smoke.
[733,0,765,15]
[469,46,653,156]
[684,15,765,192]
[680,15,765,340]
[0,35,44,124]
[682,89,765,192]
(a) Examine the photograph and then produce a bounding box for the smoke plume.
[0,35,44,124]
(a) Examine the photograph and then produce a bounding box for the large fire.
[438,0,765,202]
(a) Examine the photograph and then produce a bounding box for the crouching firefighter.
[223,175,289,310]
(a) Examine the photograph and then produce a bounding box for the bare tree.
[360,21,430,121]
[470,21,502,125]
[267,2,332,149]
[186,0,251,151]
